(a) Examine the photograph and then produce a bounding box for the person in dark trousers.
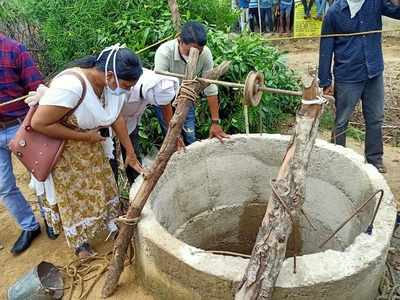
[302,0,315,18]
[319,0,400,173]
[0,33,42,255]
[249,0,274,32]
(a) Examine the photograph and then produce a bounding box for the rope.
[301,95,328,105]
[172,79,198,107]
[194,250,251,259]
[115,215,140,226]
[136,35,174,54]
[58,252,112,300]
[262,29,400,42]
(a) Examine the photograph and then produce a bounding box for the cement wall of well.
[132,134,396,300]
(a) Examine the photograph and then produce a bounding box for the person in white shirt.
[110,68,181,184]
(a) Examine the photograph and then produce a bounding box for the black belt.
[0,118,22,130]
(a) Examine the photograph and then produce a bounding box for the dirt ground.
[277,35,400,205]
[1,37,400,300]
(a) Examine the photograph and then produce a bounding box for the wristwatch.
[211,119,221,125]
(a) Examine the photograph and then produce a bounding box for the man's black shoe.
[10,227,41,255]
[44,219,59,240]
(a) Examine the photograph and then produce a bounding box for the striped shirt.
[0,34,43,120]
[249,0,274,8]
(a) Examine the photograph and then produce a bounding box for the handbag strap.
[58,70,87,122]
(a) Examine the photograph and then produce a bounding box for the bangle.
[211,119,221,125]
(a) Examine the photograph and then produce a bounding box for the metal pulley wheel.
[243,71,264,107]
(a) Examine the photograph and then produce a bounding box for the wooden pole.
[154,70,303,97]
[0,94,29,108]
[235,79,323,300]
[100,50,231,298]
[257,0,262,34]
[167,0,182,32]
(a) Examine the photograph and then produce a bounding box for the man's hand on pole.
[323,85,334,96]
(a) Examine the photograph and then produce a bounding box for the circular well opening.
[150,135,374,257]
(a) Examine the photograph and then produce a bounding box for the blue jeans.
[0,124,39,231]
[154,103,197,145]
[333,74,385,166]
[265,8,273,32]
[280,3,293,17]
[315,0,326,17]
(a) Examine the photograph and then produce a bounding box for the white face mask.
[97,44,131,98]
[108,83,130,96]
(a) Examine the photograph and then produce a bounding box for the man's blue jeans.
[315,0,326,17]
[0,124,39,231]
[333,74,385,166]
[154,103,197,145]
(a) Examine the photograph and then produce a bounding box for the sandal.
[374,164,387,174]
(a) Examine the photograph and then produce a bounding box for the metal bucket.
[8,261,64,300]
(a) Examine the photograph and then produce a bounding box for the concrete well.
[132,134,396,300]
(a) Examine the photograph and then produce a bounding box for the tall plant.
[0,0,300,156]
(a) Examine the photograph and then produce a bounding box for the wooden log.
[167,0,182,32]
[235,79,323,300]
[100,49,231,298]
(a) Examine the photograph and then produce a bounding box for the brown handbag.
[9,71,87,181]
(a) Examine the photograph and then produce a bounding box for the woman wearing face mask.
[30,45,143,258]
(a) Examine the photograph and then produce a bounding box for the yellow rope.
[262,29,400,42]
[59,252,112,300]
[136,35,174,54]
[172,79,198,107]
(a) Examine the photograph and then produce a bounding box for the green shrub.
[1,0,237,74]
[136,31,301,154]
[1,0,301,156]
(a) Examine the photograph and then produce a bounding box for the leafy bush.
[1,0,237,74]
[179,0,239,31]
[137,31,301,154]
[207,31,301,133]
[0,0,300,156]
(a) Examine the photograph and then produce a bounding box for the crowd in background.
[234,0,335,34]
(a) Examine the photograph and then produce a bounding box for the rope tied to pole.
[115,215,140,226]
[172,79,198,107]
[301,95,328,105]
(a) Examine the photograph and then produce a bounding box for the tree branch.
[235,79,323,300]
[101,52,231,298]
